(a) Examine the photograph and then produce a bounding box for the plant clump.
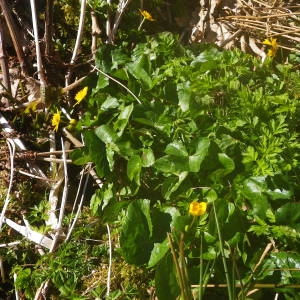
[1,1,300,299]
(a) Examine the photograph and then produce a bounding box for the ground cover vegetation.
[1,0,300,299]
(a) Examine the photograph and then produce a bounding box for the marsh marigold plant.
[263,37,278,57]
[189,201,207,216]
[74,86,88,106]
[52,110,61,131]
[139,9,155,21]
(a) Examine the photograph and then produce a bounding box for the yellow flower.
[139,9,155,21]
[52,110,61,131]
[74,86,88,106]
[189,201,207,216]
[262,37,278,57]
[267,48,277,58]
[262,37,277,47]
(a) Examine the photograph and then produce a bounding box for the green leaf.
[127,155,142,185]
[276,203,300,225]
[114,104,133,136]
[155,253,179,299]
[242,176,268,196]
[217,134,239,151]
[192,47,221,64]
[101,201,128,223]
[191,47,222,72]
[202,246,218,260]
[242,146,258,164]
[70,147,90,165]
[242,177,270,219]
[111,48,130,69]
[222,202,249,242]
[188,155,204,172]
[210,153,235,181]
[242,177,291,205]
[266,188,291,200]
[106,143,116,171]
[165,141,188,157]
[93,125,119,171]
[148,239,169,268]
[177,81,191,112]
[127,55,153,89]
[95,44,114,72]
[83,130,108,177]
[100,96,119,110]
[116,140,135,157]
[204,232,217,243]
[163,207,181,224]
[154,155,188,174]
[90,191,103,216]
[270,252,300,283]
[255,258,276,280]
[195,137,210,155]
[172,215,192,233]
[120,200,153,265]
[218,153,235,173]
[96,74,109,90]
[90,184,114,215]
[188,138,210,172]
[141,148,155,167]
[95,125,118,144]
[151,209,172,242]
[206,189,218,203]
[266,208,276,223]
[162,172,188,200]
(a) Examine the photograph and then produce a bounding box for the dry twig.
[0,0,28,74]
[65,0,87,88]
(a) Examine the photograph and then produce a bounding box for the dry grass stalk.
[220,1,300,53]
[192,0,300,55]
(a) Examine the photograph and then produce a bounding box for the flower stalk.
[212,201,233,300]
[138,9,155,31]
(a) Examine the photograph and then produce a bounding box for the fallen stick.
[0,112,47,178]
[3,217,53,249]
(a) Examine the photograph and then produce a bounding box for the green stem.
[232,252,235,300]
[168,233,186,298]
[138,18,145,31]
[212,201,233,300]
[179,235,193,300]
[199,232,203,300]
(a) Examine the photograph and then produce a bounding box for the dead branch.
[0,0,29,75]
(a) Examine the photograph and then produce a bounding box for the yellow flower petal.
[263,37,277,47]
[267,48,276,57]
[271,38,277,48]
[263,37,278,57]
[51,110,61,131]
[139,9,155,21]
[74,86,88,106]
[189,201,207,216]
[262,38,273,46]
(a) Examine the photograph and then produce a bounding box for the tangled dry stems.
[221,0,300,53]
